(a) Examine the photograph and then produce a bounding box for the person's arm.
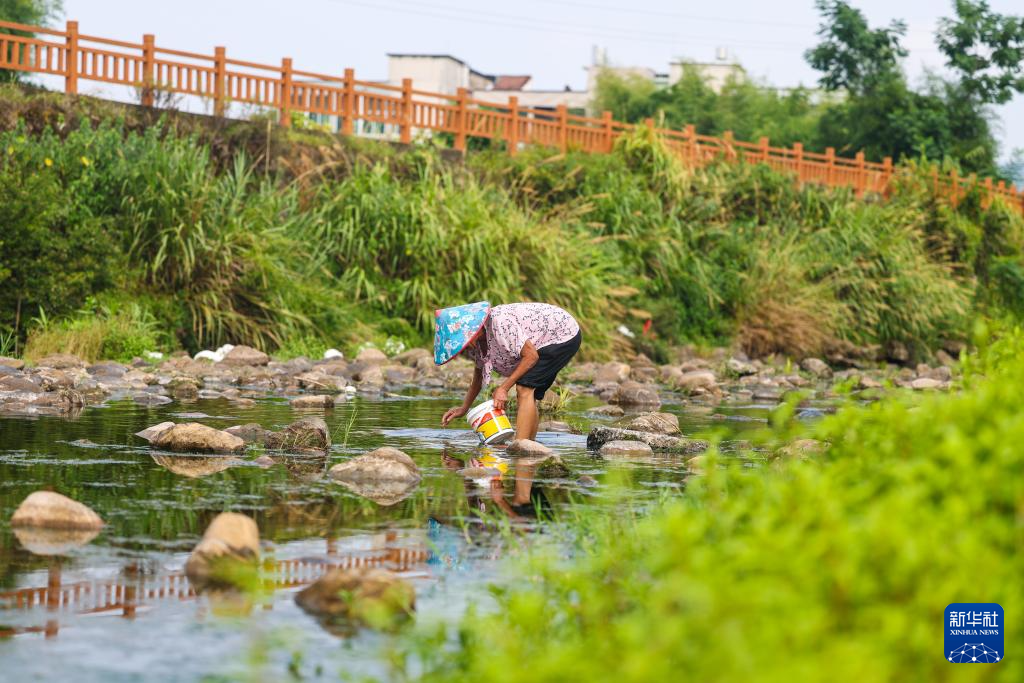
[442,366,484,425]
[492,340,539,411]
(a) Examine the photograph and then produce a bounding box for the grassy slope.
[1,85,1022,362]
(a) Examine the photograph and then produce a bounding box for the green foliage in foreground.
[0,92,1022,361]
[403,329,1023,681]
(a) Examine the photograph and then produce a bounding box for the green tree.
[805,0,907,95]
[0,0,62,83]
[937,0,1024,105]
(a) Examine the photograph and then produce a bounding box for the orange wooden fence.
[2,19,1022,214]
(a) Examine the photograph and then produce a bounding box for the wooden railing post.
[882,156,893,196]
[759,136,769,163]
[279,57,292,127]
[602,110,614,153]
[213,46,226,117]
[455,87,468,153]
[685,124,697,165]
[983,176,993,209]
[507,96,519,156]
[793,142,804,179]
[855,151,866,196]
[950,167,959,208]
[64,20,78,95]
[723,130,735,161]
[825,147,835,186]
[342,68,355,136]
[141,34,155,107]
[557,104,569,152]
[400,78,413,144]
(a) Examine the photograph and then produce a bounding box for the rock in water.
[801,358,833,379]
[265,417,330,452]
[355,347,388,365]
[135,421,176,442]
[627,412,680,435]
[329,447,420,484]
[775,439,827,461]
[151,423,246,453]
[594,361,631,384]
[295,567,415,631]
[587,425,707,454]
[673,370,718,393]
[599,440,655,458]
[289,394,336,409]
[609,381,661,407]
[224,423,272,445]
[506,439,553,457]
[184,512,260,585]
[11,491,104,530]
[220,345,270,366]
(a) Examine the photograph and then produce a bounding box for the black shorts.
[517,331,582,401]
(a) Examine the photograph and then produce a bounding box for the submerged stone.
[295,567,415,632]
[506,439,553,457]
[329,447,419,484]
[627,412,680,435]
[587,425,707,454]
[599,440,655,458]
[265,417,330,452]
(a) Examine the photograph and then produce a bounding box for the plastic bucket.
[466,400,515,445]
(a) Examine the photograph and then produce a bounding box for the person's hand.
[442,405,467,426]
[492,385,509,411]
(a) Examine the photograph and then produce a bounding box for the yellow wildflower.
[44,158,53,167]
[6,146,12,155]
[80,156,91,167]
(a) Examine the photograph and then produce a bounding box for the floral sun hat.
[434,301,491,365]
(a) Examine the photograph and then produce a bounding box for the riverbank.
[2,85,1022,367]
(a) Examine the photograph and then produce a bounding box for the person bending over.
[435,301,581,441]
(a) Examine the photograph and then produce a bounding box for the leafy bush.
[406,330,1024,681]
[24,298,163,362]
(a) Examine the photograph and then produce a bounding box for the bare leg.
[515,385,539,440]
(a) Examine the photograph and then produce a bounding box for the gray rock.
[673,370,717,392]
[589,404,625,417]
[610,381,661,407]
[587,425,707,454]
[627,412,680,435]
[910,377,944,391]
[35,353,85,369]
[577,474,598,487]
[11,491,104,530]
[599,440,654,457]
[506,439,553,456]
[594,362,631,384]
[935,349,957,367]
[224,423,272,445]
[151,423,246,453]
[355,347,388,365]
[538,420,574,433]
[289,394,336,409]
[133,392,173,406]
[0,375,42,393]
[392,348,432,367]
[265,417,330,452]
[221,345,270,366]
[801,358,832,379]
[384,365,417,384]
[727,358,757,375]
[0,356,25,370]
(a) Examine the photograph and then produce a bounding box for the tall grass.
[1,96,1022,360]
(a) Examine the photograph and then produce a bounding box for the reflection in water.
[150,454,240,478]
[12,526,101,557]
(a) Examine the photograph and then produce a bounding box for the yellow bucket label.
[476,414,512,441]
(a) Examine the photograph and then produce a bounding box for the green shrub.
[406,330,1024,681]
[24,298,163,362]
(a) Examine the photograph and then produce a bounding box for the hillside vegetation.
[1,86,1022,363]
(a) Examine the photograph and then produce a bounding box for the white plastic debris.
[194,344,235,363]
[144,351,164,360]
[617,325,636,339]
[344,385,358,394]
[323,348,344,360]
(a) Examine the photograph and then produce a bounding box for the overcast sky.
[49,0,1024,162]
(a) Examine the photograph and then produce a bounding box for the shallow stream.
[0,390,773,680]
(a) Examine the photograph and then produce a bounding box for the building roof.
[386,53,495,82]
[492,75,531,91]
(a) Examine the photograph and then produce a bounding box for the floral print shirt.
[464,303,580,378]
